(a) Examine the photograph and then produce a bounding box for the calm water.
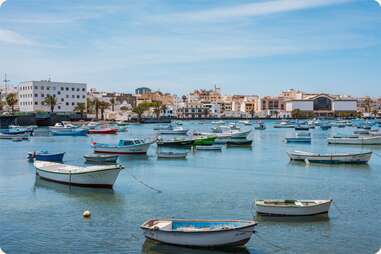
[1,120,380,254]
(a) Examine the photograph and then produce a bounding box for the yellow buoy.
[83,210,91,218]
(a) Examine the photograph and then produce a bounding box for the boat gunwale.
[34,162,123,175]
[288,151,372,158]
[255,199,332,208]
[140,219,256,234]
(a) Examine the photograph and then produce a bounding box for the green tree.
[110,97,116,112]
[93,98,100,120]
[6,93,18,112]
[86,98,95,114]
[74,102,86,119]
[291,109,301,119]
[43,95,57,113]
[132,102,151,122]
[150,101,162,119]
[98,101,110,120]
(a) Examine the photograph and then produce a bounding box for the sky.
[0,0,380,96]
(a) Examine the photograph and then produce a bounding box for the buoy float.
[83,210,91,218]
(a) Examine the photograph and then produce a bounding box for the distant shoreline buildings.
[0,76,380,120]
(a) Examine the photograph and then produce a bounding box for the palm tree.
[93,98,100,120]
[6,93,18,112]
[43,95,57,113]
[98,101,110,120]
[132,102,151,122]
[363,97,372,113]
[74,102,86,119]
[151,101,162,119]
[110,97,116,112]
[86,98,95,114]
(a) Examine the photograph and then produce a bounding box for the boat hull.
[84,155,118,163]
[328,137,381,145]
[256,201,331,216]
[141,220,256,248]
[93,143,151,154]
[285,137,311,143]
[288,152,372,164]
[35,165,121,188]
[89,128,118,134]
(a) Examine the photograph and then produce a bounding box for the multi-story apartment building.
[18,80,87,112]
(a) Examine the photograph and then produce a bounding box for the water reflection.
[141,240,251,254]
[288,160,371,170]
[256,213,330,223]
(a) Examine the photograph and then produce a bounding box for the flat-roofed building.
[18,80,87,112]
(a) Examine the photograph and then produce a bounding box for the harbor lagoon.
[1,120,381,254]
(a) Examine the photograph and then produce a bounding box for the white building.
[285,94,357,116]
[18,80,87,112]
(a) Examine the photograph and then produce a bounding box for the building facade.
[135,87,152,95]
[285,94,357,117]
[18,81,87,112]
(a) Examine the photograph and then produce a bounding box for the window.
[53,87,56,90]
[34,94,38,97]
[82,88,85,92]
[47,87,50,90]
[313,97,332,111]
[61,87,64,91]
[72,88,75,91]
[72,95,75,98]
[72,102,75,106]
[77,95,80,99]
[34,86,38,89]
[35,102,38,105]
[66,87,69,91]
[66,102,69,106]
[41,94,44,97]
[41,102,45,106]
[82,95,85,99]
[66,95,69,98]
[58,106,61,109]
[61,98,64,102]
[58,91,61,95]
[77,88,80,91]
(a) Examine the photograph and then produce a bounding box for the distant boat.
[140,219,257,248]
[295,125,309,131]
[255,199,332,216]
[153,124,173,131]
[285,137,311,143]
[288,150,372,164]
[89,128,118,134]
[0,133,29,140]
[255,123,266,130]
[239,120,251,126]
[157,151,188,159]
[274,120,294,128]
[353,130,370,135]
[328,136,381,145]
[157,137,194,147]
[116,121,129,126]
[195,145,224,151]
[27,151,65,162]
[157,127,189,135]
[320,124,331,130]
[84,154,118,164]
[192,136,216,146]
[226,139,252,147]
[92,139,153,154]
[34,161,123,188]
[51,128,88,136]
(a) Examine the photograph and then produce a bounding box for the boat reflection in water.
[255,213,330,223]
[141,239,250,254]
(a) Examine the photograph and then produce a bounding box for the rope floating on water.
[126,170,162,194]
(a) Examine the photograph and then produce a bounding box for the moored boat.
[285,137,311,143]
[0,133,29,140]
[89,128,118,134]
[84,154,118,164]
[288,150,372,164]
[157,151,188,159]
[328,136,381,145]
[255,123,266,130]
[192,136,216,146]
[157,127,189,135]
[140,219,257,248]
[51,128,88,136]
[195,145,224,151]
[226,139,252,147]
[92,139,153,154]
[255,199,332,216]
[27,151,65,162]
[157,137,194,147]
[34,161,123,188]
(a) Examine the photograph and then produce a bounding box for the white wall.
[285,101,313,112]
[333,100,357,111]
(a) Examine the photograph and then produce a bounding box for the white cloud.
[0,0,6,8]
[375,0,381,6]
[0,29,34,45]
[171,0,354,22]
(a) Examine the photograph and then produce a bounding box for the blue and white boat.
[141,219,256,248]
[50,128,88,136]
[28,151,65,162]
[92,139,153,154]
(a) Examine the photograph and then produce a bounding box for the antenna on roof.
[3,73,10,93]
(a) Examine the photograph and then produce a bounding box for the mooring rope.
[126,170,162,194]
[332,200,344,216]
[373,151,381,158]
[254,232,290,252]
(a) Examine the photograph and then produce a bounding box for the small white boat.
[84,154,118,164]
[239,120,251,125]
[158,127,189,135]
[288,150,372,164]
[92,139,153,154]
[255,199,332,216]
[195,145,224,151]
[328,136,381,145]
[140,219,257,248]
[0,133,29,140]
[34,161,123,188]
[157,151,188,159]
